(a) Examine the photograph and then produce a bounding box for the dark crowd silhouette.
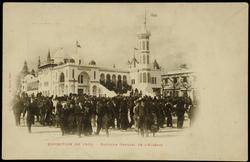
[12,91,197,137]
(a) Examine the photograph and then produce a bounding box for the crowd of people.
[12,91,197,137]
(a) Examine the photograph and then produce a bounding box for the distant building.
[161,68,196,100]
[21,74,39,95]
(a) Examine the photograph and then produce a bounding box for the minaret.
[31,69,35,76]
[22,60,29,75]
[137,10,151,69]
[38,56,41,68]
[47,49,51,63]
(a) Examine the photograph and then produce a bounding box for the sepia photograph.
[2,3,248,160]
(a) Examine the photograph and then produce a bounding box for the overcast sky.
[4,3,247,78]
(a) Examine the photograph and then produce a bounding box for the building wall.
[161,71,196,100]
[21,74,39,96]
[35,63,132,97]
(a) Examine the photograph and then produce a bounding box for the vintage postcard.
[2,3,248,160]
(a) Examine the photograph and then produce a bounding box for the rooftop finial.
[144,9,147,28]
[47,48,51,62]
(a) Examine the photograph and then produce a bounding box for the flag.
[150,13,157,17]
[76,41,81,48]
[134,47,138,50]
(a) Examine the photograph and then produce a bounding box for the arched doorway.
[78,72,90,94]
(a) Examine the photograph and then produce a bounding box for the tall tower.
[137,10,151,69]
[137,10,152,85]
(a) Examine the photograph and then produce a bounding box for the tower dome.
[89,60,96,65]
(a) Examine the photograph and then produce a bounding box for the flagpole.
[75,41,77,64]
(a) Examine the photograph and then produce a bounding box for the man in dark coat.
[136,98,146,137]
[165,98,173,127]
[176,96,186,128]
[108,98,116,129]
[74,100,84,137]
[113,97,121,129]
[133,99,140,134]
[26,97,36,133]
[95,99,104,135]
[57,101,67,136]
[157,99,165,128]
[120,98,129,130]
[67,102,76,134]
[83,101,93,136]
[144,98,153,137]
[102,99,112,136]
[128,97,135,128]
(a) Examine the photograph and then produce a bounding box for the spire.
[138,9,150,37]
[38,56,41,68]
[153,59,160,70]
[31,69,35,76]
[47,49,51,62]
[22,60,29,75]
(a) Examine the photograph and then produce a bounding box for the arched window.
[100,73,105,82]
[123,75,127,82]
[147,72,150,83]
[72,69,75,79]
[147,55,149,64]
[78,75,83,83]
[143,55,145,64]
[106,74,111,82]
[59,73,65,82]
[143,41,146,50]
[112,75,116,84]
[140,73,142,83]
[146,41,149,50]
[118,75,121,81]
[143,72,146,83]
[78,72,89,84]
